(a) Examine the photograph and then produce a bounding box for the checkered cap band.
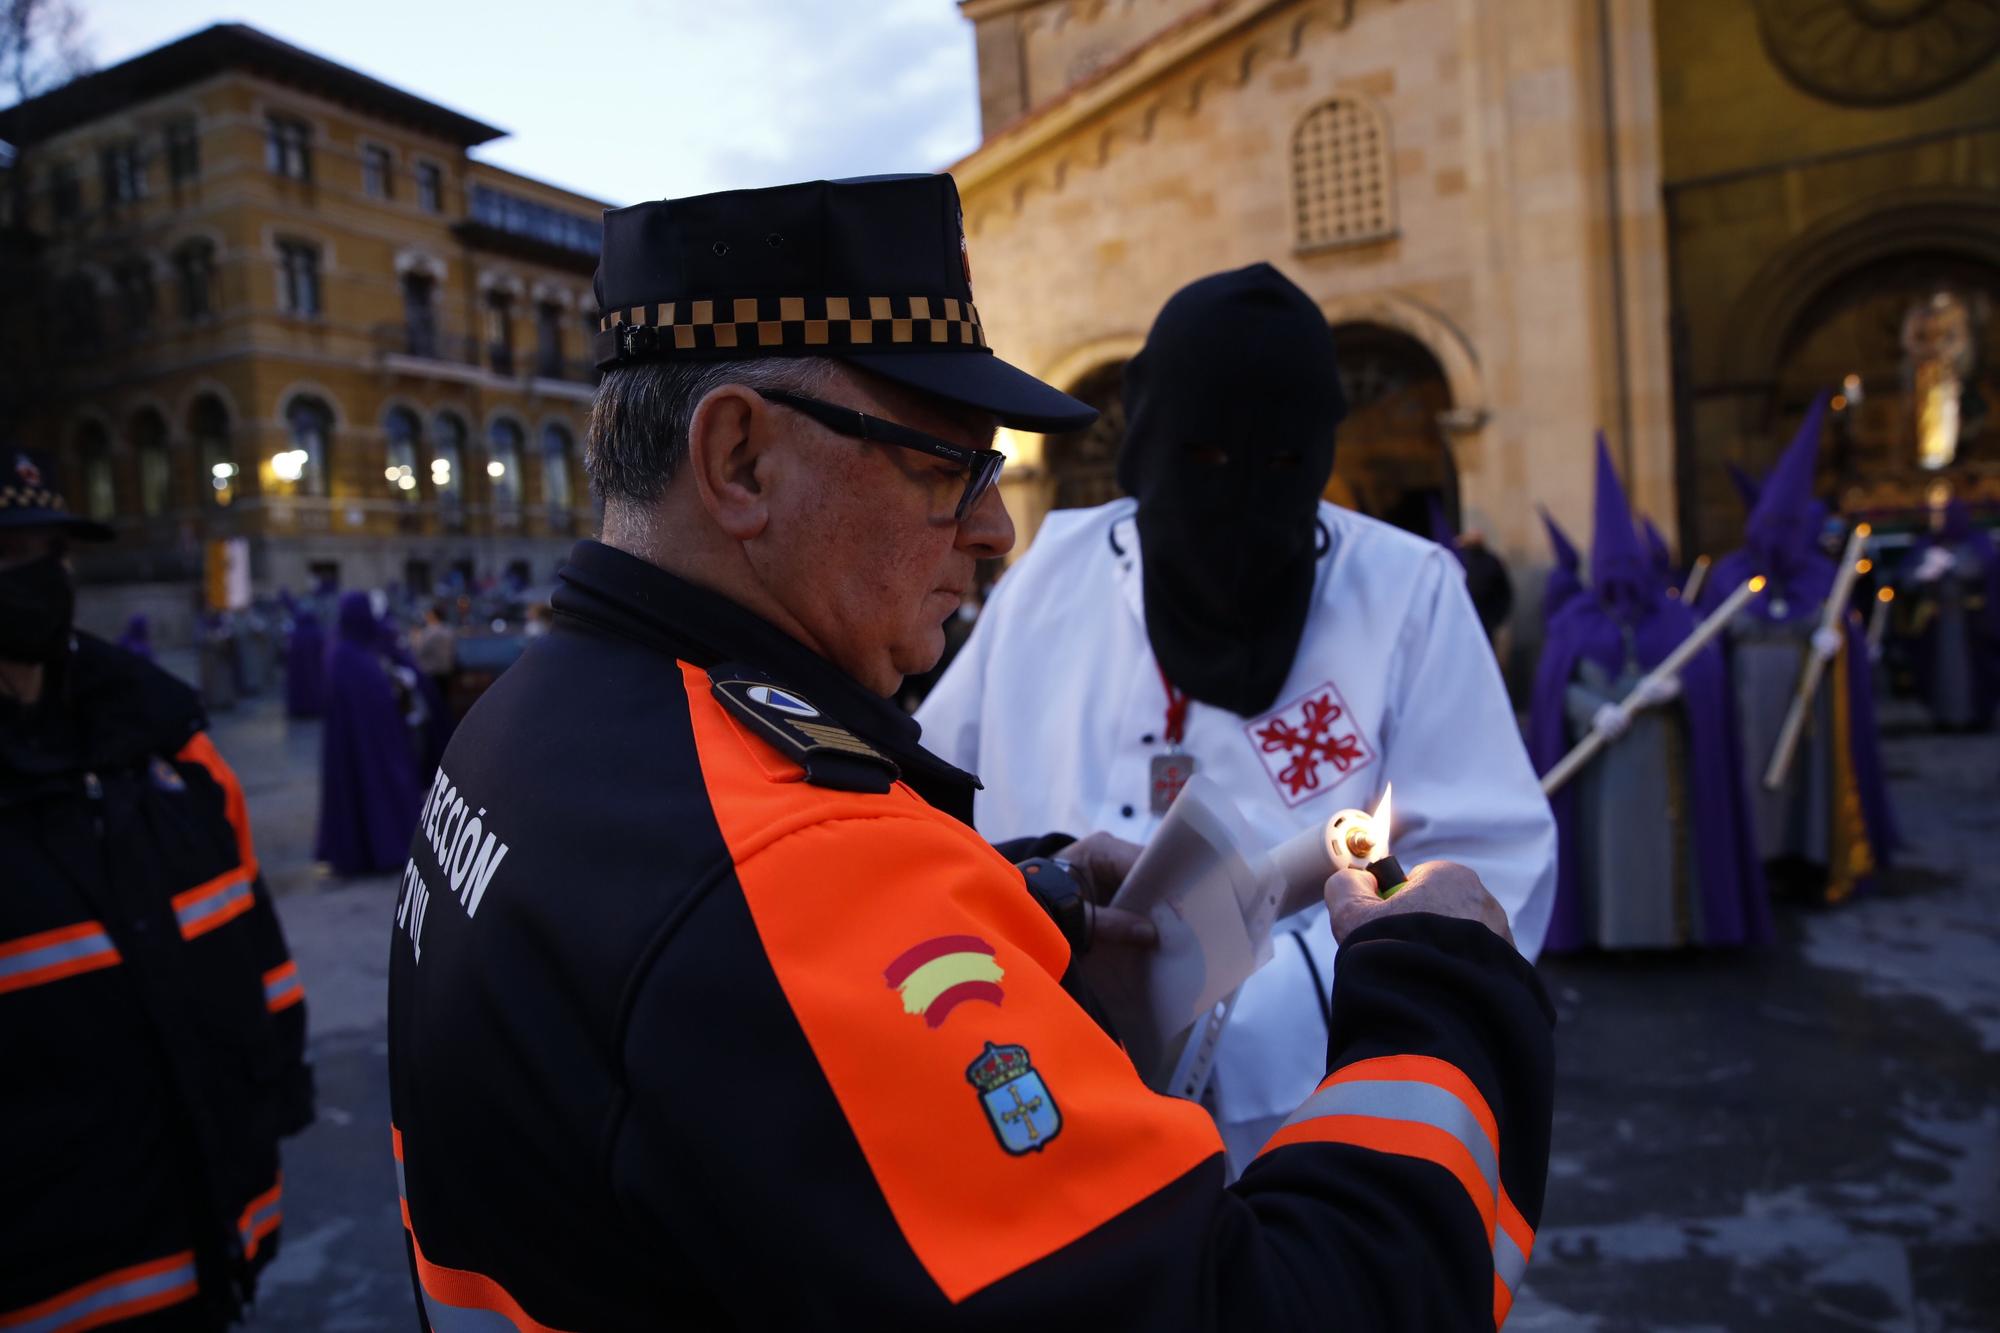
[0,484,69,511]
[597,294,987,362]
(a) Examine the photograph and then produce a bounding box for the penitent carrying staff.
[386,176,1554,1330]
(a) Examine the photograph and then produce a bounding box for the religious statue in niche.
[1754,0,2000,106]
[1900,288,1986,471]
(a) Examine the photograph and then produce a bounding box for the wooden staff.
[1867,586,1894,658]
[1762,523,1871,791]
[1680,555,1711,605]
[1542,574,1767,797]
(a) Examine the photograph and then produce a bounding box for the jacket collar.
[552,540,980,821]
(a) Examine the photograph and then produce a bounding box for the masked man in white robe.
[917,264,1556,1172]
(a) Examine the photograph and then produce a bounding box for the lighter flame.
[1749,575,1768,593]
[1878,586,1895,604]
[1369,783,1393,857]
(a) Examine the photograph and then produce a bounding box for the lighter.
[1326,784,1407,897]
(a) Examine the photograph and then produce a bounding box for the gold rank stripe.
[601,294,986,351]
[790,719,886,759]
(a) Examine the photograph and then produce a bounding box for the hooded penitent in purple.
[315,592,422,877]
[1697,399,1897,893]
[285,608,327,718]
[1908,499,2000,730]
[1539,506,1584,629]
[1530,434,1768,950]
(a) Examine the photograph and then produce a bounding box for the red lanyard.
[1157,662,1191,748]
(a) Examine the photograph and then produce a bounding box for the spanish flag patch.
[885,935,1004,1028]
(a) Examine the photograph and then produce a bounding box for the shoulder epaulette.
[709,665,900,794]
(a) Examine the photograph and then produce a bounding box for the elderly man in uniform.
[387,176,1554,1329]
[919,264,1556,1171]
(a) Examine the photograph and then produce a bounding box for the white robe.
[917,498,1556,1172]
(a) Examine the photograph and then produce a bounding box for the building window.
[487,419,522,508]
[77,423,116,520]
[132,410,171,517]
[402,273,438,357]
[190,395,234,507]
[469,185,602,256]
[485,290,515,376]
[277,239,322,316]
[100,140,145,209]
[1292,98,1394,252]
[174,239,216,320]
[265,113,313,181]
[535,301,564,377]
[363,144,393,200]
[416,161,443,214]
[165,119,200,185]
[50,161,81,224]
[542,422,574,515]
[281,396,334,496]
[58,274,100,352]
[432,413,466,517]
[384,407,422,504]
[112,259,157,336]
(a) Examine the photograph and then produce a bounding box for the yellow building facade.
[953,0,2000,603]
[0,24,608,639]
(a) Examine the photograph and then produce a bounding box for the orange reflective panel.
[681,663,1221,1303]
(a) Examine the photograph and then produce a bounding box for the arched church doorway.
[1327,322,1459,534]
[1770,253,1999,517]
[1042,361,1127,511]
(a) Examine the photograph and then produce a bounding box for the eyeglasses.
[757,389,1006,521]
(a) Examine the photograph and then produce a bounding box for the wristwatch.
[1016,856,1091,954]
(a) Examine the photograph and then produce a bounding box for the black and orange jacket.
[387,540,1554,1331]
[1,634,311,1330]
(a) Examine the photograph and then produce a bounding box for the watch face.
[1754,0,2000,107]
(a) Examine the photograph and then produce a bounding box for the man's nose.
[957,480,1016,561]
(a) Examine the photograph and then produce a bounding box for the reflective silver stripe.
[0,928,118,983]
[175,878,251,932]
[395,1155,407,1202]
[241,1197,281,1246]
[1280,1078,1501,1200]
[420,1292,527,1333]
[264,973,302,1006]
[1493,1221,1530,1291]
[3,1259,197,1333]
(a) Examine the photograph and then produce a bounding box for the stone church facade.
[953,0,2000,615]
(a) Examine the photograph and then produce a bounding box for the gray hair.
[585,356,835,504]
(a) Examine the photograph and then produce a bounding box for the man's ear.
[685,384,773,541]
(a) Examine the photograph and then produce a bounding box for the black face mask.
[1117,264,1346,717]
[0,551,77,664]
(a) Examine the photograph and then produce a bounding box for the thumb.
[1323,867,1384,943]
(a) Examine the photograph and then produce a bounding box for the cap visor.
[841,349,1097,433]
[0,510,115,541]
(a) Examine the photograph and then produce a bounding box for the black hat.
[0,448,113,541]
[591,174,1095,433]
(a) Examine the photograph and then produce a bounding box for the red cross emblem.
[1244,680,1375,808]
[15,453,41,487]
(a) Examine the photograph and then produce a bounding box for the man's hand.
[1325,859,1514,948]
[1052,832,1156,949]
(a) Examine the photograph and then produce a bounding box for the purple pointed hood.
[1589,432,1660,622]
[1744,398,1829,578]
[1539,505,1584,627]
[1726,462,1761,512]
[1641,517,1674,582]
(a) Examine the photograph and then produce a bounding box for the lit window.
[133,411,171,517]
[488,419,522,508]
[77,422,116,519]
[542,423,574,511]
[384,407,422,504]
[1292,99,1394,252]
[283,396,334,496]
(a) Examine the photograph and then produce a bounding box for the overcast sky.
[68,0,985,206]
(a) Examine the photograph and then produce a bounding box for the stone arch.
[271,379,346,429]
[1715,188,2000,391]
[174,378,240,430]
[1314,290,1485,418]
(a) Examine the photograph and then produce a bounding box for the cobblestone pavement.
[196,676,1996,1331]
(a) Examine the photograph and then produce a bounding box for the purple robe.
[115,614,153,661]
[1530,435,1769,950]
[286,610,327,719]
[315,593,422,877]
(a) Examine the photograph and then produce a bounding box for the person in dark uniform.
[386,175,1555,1329]
[0,448,313,1330]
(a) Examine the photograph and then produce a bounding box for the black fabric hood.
[1117,263,1346,717]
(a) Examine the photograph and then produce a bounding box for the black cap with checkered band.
[0,448,113,540]
[590,174,1096,433]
